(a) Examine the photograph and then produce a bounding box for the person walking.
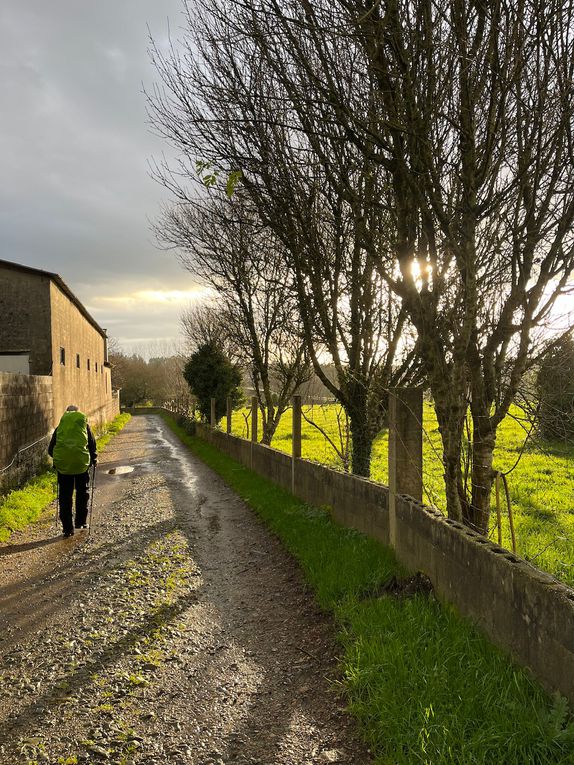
[48,405,97,538]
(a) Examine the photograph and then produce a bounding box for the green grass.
[95,412,132,451]
[230,403,574,586]
[0,413,131,543]
[163,412,574,764]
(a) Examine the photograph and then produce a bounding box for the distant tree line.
[108,343,192,412]
[147,0,574,534]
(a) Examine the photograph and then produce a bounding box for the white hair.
[66,405,79,412]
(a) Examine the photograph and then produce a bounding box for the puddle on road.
[107,466,134,475]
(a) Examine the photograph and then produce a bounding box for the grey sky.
[0,0,203,354]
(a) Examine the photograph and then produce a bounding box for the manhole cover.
[107,466,134,475]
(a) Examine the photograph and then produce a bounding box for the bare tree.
[147,0,421,475]
[252,0,574,528]
[150,0,574,527]
[180,300,237,360]
[157,193,311,444]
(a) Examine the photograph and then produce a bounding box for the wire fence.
[222,391,574,588]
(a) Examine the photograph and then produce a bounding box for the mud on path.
[0,415,372,765]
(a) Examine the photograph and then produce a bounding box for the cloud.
[0,0,187,352]
[90,287,213,308]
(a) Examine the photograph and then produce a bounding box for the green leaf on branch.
[225,169,243,197]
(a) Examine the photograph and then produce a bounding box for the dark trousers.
[58,471,90,533]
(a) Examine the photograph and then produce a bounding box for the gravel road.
[0,415,373,765]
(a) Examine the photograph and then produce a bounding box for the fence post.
[292,394,302,494]
[226,397,232,435]
[210,398,216,428]
[250,396,258,468]
[388,387,423,548]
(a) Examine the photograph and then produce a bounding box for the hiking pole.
[55,470,60,535]
[87,463,96,538]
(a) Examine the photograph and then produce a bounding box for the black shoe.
[63,530,75,538]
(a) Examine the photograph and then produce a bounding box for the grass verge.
[0,413,131,543]
[162,413,574,765]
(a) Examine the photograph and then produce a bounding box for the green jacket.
[49,411,96,475]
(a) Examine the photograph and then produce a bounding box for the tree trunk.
[433,389,466,522]
[261,413,277,445]
[467,431,495,535]
[441,429,464,522]
[349,409,373,477]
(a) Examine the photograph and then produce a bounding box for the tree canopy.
[183,342,242,423]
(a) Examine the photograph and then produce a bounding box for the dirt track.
[0,415,372,764]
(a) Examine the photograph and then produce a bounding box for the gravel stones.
[0,415,372,764]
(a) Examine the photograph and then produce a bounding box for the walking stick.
[55,469,60,534]
[87,463,96,538]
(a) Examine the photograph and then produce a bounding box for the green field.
[231,403,574,587]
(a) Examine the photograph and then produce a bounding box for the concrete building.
[0,258,117,427]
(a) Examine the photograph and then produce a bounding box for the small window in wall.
[101,363,103,374]
[95,362,98,373]
[87,358,90,371]
[76,353,80,368]
[60,347,65,365]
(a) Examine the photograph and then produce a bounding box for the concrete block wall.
[393,495,574,702]
[0,372,53,492]
[190,419,574,705]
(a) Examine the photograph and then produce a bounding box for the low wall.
[1,376,121,492]
[190,420,574,704]
[0,372,53,492]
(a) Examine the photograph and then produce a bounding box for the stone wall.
[190,419,574,705]
[0,375,120,493]
[89,390,121,433]
[0,372,53,492]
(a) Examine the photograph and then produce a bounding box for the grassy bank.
[163,413,574,765]
[230,403,574,587]
[0,413,131,543]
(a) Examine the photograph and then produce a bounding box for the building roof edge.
[0,258,107,340]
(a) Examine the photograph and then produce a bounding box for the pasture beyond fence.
[181,388,574,705]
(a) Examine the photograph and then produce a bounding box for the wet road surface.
[0,415,372,764]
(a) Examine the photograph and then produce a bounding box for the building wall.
[0,353,30,373]
[0,266,52,375]
[49,281,112,428]
[0,372,53,492]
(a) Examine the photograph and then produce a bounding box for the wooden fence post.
[226,397,232,435]
[210,397,216,428]
[388,388,423,548]
[292,394,302,494]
